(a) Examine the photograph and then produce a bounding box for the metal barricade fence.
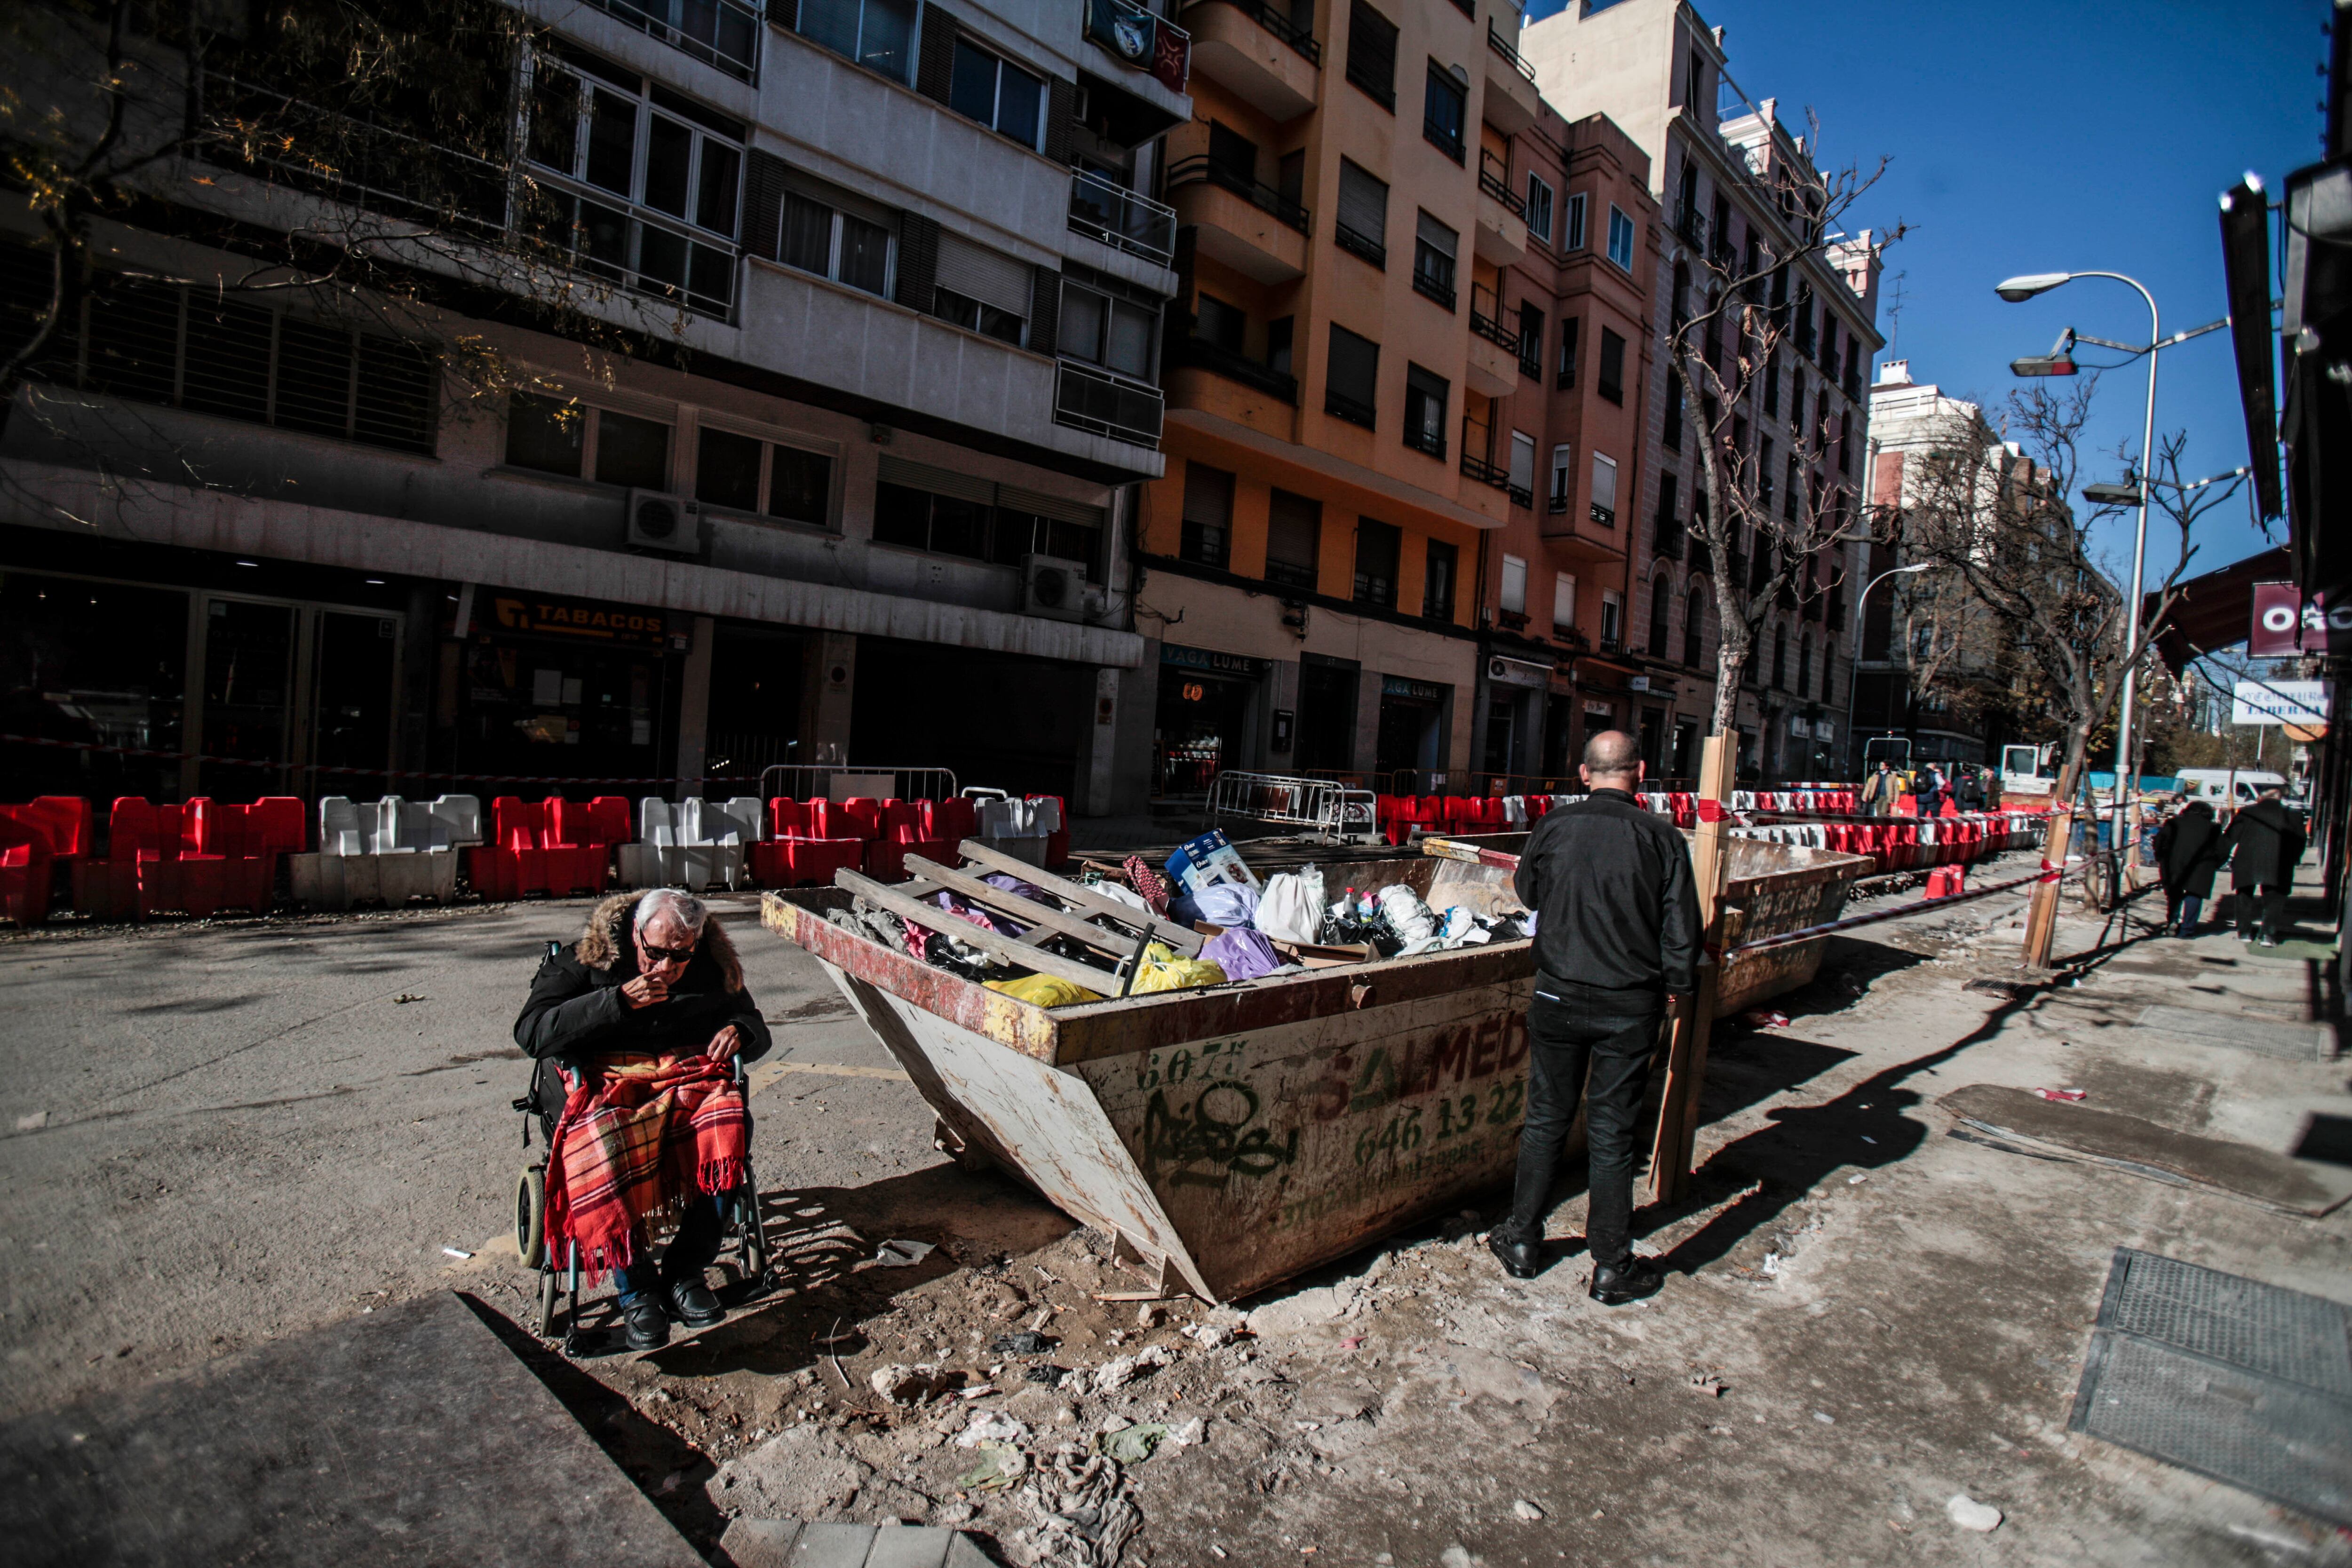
[755,764,961,805]
[1207,770,1379,841]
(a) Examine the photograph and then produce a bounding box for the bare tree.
[1662,110,1903,748]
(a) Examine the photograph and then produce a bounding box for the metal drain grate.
[2073,1248,2352,1525]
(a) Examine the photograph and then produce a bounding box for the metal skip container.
[760,833,1866,1304]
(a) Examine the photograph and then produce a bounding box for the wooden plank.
[1650,732,1733,1205]
[903,853,1144,963]
[954,839,1205,956]
[835,869,1120,993]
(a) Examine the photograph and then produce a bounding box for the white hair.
[635,888,709,936]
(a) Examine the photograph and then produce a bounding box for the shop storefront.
[1375,675,1449,788]
[1479,655,1551,779]
[1152,643,1268,798]
[437,589,683,793]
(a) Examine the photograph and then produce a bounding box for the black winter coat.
[2153,805,2223,897]
[2223,800,2306,889]
[513,894,773,1122]
[1515,788,1700,997]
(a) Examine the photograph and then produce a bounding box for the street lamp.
[1841,562,1932,776]
[1996,270,2163,856]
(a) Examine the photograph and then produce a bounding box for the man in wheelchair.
[514,888,772,1350]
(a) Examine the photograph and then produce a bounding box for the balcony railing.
[589,0,762,82]
[1193,0,1320,63]
[1165,156,1311,235]
[1508,482,1533,509]
[1653,521,1685,560]
[1547,493,1570,515]
[1469,283,1518,353]
[1055,359,1164,447]
[1334,221,1386,268]
[1461,452,1510,490]
[1325,387,1376,428]
[1478,150,1525,215]
[1404,421,1447,459]
[1677,205,1707,249]
[1497,607,1529,631]
[1589,502,1615,527]
[1412,259,1456,311]
[1068,170,1178,266]
[1487,21,1537,83]
[1168,333,1299,403]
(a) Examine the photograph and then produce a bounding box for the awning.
[2147,544,2289,671]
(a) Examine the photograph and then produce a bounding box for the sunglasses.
[638,938,699,965]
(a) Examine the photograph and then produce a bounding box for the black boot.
[1588,1254,1665,1306]
[1486,1225,1545,1280]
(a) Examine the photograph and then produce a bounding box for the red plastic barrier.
[472,796,613,899]
[0,812,54,926]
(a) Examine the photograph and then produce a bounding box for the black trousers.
[2235,884,2288,940]
[1506,981,1664,1266]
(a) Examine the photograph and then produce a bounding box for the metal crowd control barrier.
[755,764,960,806]
[1207,770,1379,842]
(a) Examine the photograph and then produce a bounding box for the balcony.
[1183,0,1319,121]
[1069,171,1178,268]
[1482,22,1540,135]
[1334,221,1385,269]
[1466,283,1518,397]
[1325,387,1376,429]
[1677,205,1707,251]
[1404,421,1447,460]
[1652,521,1685,561]
[587,0,761,81]
[1460,418,1510,491]
[1167,332,1299,404]
[1473,151,1527,266]
[1166,156,1310,283]
[1056,359,1165,448]
[1540,500,1627,565]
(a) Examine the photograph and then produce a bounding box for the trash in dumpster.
[1128,944,1228,994]
[1166,829,1259,896]
[1200,926,1285,982]
[1255,868,1325,943]
[984,973,1104,1008]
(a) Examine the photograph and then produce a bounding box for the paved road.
[0,894,939,1420]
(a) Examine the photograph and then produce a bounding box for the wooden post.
[2020,763,2079,970]
[1649,733,1734,1205]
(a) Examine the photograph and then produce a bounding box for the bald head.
[1581,730,1641,790]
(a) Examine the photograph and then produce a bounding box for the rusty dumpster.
[760,833,1866,1303]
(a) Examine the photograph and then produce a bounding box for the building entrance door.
[1295,656,1358,776]
[1153,664,1255,797]
[186,594,403,801]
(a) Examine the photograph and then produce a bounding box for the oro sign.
[2249,581,2352,656]
[2232,679,2332,729]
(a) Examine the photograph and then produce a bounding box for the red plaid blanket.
[544,1052,748,1280]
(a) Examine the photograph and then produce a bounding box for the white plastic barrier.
[288,794,478,907]
[969,793,1062,867]
[619,796,765,890]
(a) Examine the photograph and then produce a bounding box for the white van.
[2175,769,2287,807]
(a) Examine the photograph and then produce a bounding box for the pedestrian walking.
[2153,798,2223,936]
[2222,786,2306,946]
[1490,730,1699,1304]
[1859,760,1896,817]
[1954,765,1986,814]
[1915,764,1947,818]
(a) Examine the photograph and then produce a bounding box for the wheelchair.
[511,944,776,1354]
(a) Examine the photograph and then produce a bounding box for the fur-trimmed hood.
[575,892,744,992]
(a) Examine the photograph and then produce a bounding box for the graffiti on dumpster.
[1315,1011,1530,1121]
[1140,1079,1301,1186]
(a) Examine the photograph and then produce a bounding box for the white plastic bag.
[1255,867,1325,945]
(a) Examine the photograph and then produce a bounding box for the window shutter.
[1414,210,1456,260]
[916,7,958,103]
[935,232,1032,320]
[1029,264,1061,355]
[878,454,994,504]
[894,212,940,311]
[741,149,789,262]
[1336,160,1387,243]
[998,485,1104,528]
[1327,324,1378,405]
[1044,77,1075,167]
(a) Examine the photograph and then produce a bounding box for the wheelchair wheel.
[516,1163,547,1271]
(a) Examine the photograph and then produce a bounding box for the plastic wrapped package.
[1201,926,1282,982]
[985,973,1105,1008]
[1128,943,1228,994]
[1194,882,1261,929]
[1254,868,1326,945]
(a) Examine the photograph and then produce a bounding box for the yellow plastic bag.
[1128,943,1228,994]
[985,973,1104,1008]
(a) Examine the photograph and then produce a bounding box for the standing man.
[2222,785,2306,946]
[1915,764,1947,818]
[1490,730,1699,1305]
[1954,765,1986,814]
[1860,759,1896,817]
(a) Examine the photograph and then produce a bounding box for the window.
[1662,369,1683,450]
[1326,324,1379,427]
[1524,173,1555,244]
[1600,589,1622,648]
[1412,211,1458,309]
[1799,633,1813,698]
[1424,540,1458,620]
[1819,310,1839,373]
[1549,443,1572,511]
[1564,191,1587,250]
[1403,364,1448,457]
[1785,455,1801,521]
[1265,488,1322,590]
[1843,337,1863,402]
[1267,316,1295,376]
[1597,326,1626,403]
[1422,62,1467,161]
[1500,553,1527,614]
[1684,587,1704,667]
[1335,159,1390,266]
[596,408,671,488]
[1508,430,1537,502]
[1553,571,1577,635]
[949,39,1044,148]
[1772,626,1788,689]
[507,394,583,476]
[1762,350,1780,417]
[694,425,835,525]
[779,180,895,298]
[504,395,670,488]
[1759,437,1776,508]
[1556,314,1578,389]
[1605,204,1636,270]
[526,52,745,316]
[932,231,1032,345]
[1346,0,1398,110]
[1354,518,1401,608]
[1060,273,1160,381]
[1590,451,1619,525]
[791,0,917,84]
[1648,575,1671,656]
[1517,302,1544,377]
[1181,462,1235,569]
[874,464,1104,576]
[1655,471,1679,541]
[1195,292,1247,353]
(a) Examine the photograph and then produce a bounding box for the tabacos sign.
[2249,581,2352,657]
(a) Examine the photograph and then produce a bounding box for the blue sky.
[1526,0,2327,588]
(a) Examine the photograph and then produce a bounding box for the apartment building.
[1,0,1191,814]
[1521,0,1884,782]
[1131,0,1551,799]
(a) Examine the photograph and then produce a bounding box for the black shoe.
[667,1278,724,1329]
[622,1298,671,1351]
[1486,1228,1544,1280]
[1589,1254,1666,1306]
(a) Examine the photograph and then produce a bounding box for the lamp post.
[1995,270,2163,860]
[1841,562,1932,777]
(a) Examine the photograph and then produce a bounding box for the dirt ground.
[6,860,2351,1566]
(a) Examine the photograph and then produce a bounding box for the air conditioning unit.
[1022,554,1092,622]
[626,489,701,556]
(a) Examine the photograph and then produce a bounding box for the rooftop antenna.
[1883,270,1909,350]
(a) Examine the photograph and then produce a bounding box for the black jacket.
[2154,804,2224,897]
[2223,799,2306,889]
[514,893,774,1067]
[1515,789,1700,997]
[1955,774,1986,812]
